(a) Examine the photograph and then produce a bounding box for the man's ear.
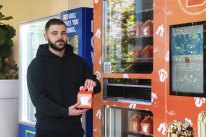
[44,33,48,41]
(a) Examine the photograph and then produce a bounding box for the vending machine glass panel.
[170,21,206,97]
[102,0,153,73]
[102,106,153,137]
[67,35,78,54]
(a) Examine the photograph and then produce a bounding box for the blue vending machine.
[61,7,94,137]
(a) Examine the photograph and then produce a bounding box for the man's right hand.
[68,103,89,116]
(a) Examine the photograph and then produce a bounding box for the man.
[27,18,101,137]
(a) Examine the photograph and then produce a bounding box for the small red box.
[77,89,93,109]
[128,114,142,133]
[141,115,153,135]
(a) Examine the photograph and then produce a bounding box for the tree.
[0,5,18,79]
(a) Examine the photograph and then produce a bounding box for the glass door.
[19,15,59,125]
[103,106,153,137]
[102,0,153,73]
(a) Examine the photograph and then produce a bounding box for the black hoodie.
[27,44,101,130]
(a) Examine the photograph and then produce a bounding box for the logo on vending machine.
[96,109,101,119]
[187,0,206,7]
[178,0,206,15]
[159,69,168,82]
[194,97,206,107]
[157,122,166,135]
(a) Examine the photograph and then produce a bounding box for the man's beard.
[48,39,66,51]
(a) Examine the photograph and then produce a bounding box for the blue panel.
[18,123,36,137]
[83,8,93,69]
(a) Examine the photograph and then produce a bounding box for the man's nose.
[57,33,63,39]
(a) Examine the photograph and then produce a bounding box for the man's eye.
[52,32,57,35]
[62,32,66,35]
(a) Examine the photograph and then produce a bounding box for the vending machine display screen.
[170,21,206,97]
[102,0,153,73]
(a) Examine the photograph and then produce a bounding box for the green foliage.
[0,5,18,79]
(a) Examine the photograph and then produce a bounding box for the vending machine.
[18,15,60,137]
[93,0,206,137]
[60,7,94,137]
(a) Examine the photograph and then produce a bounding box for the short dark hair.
[45,18,66,32]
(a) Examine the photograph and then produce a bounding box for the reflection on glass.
[103,106,153,137]
[102,0,153,73]
[19,15,60,124]
[172,26,203,55]
[170,22,205,96]
[20,22,47,123]
[68,35,78,54]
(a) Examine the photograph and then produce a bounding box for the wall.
[68,0,93,9]
[0,0,93,65]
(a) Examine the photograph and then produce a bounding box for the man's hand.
[68,103,89,116]
[84,79,96,90]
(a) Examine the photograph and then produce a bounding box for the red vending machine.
[93,0,206,136]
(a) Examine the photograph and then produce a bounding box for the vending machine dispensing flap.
[103,78,151,105]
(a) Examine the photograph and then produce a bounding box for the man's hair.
[45,18,66,32]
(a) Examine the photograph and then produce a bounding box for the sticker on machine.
[151,92,159,107]
[94,0,99,4]
[157,122,166,135]
[187,0,206,7]
[96,109,101,119]
[95,28,101,38]
[194,97,205,107]
[178,0,206,15]
[103,62,111,73]
[95,71,101,80]
[159,69,168,82]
